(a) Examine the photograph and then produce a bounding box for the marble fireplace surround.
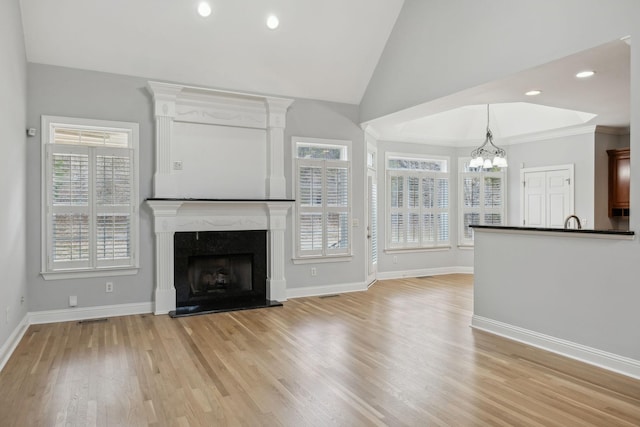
[145,82,294,315]
[146,199,292,314]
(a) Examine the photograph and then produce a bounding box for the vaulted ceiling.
[19,0,404,104]
[19,1,630,142]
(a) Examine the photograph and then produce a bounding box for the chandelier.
[469,104,508,168]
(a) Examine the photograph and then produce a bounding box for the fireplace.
[145,80,294,316]
[172,230,279,315]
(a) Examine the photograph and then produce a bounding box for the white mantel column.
[147,200,182,314]
[267,203,291,301]
[265,98,294,199]
[148,82,182,197]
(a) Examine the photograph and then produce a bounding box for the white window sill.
[292,255,353,265]
[384,246,451,254]
[41,267,139,281]
[458,245,475,250]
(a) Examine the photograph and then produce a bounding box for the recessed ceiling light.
[576,70,595,78]
[525,90,542,96]
[266,14,279,30]
[197,2,212,17]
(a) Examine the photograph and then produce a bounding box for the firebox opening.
[172,230,281,317]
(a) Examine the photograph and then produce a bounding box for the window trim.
[458,157,507,247]
[384,152,450,251]
[292,136,352,261]
[41,115,140,280]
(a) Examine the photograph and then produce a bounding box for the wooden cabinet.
[607,148,630,217]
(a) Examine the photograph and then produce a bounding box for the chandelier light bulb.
[469,104,508,169]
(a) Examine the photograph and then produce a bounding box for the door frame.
[520,164,575,227]
[365,140,377,286]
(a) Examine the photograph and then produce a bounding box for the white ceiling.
[19,0,404,104]
[19,2,630,143]
[366,38,631,145]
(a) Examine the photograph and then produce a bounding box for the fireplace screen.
[173,230,268,313]
[188,254,252,295]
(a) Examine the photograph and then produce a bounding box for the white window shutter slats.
[387,160,450,249]
[52,153,89,206]
[97,214,131,261]
[96,155,131,206]
[459,160,506,245]
[52,213,90,264]
[44,117,137,275]
[295,139,351,258]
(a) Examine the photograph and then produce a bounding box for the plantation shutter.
[458,159,506,245]
[96,150,133,266]
[325,163,349,253]
[297,161,323,255]
[49,146,91,269]
[45,120,137,274]
[295,140,351,258]
[436,177,449,243]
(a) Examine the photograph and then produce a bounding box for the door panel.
[522,167,573,228]
[524,172,546,227]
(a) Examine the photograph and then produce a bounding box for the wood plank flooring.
[1,274,639,426]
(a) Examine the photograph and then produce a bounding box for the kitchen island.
[470,225,640,379]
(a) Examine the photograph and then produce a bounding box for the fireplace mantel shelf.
[146,198,295,202]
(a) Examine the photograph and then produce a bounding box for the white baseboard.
[0,314,29,372]
[377,266,473,281]
[287,281,368,299]
[471,315,640,380]
[29,302,153,325]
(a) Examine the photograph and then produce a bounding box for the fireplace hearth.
[172,230,282,316]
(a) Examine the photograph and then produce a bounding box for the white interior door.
[522,165,574,228]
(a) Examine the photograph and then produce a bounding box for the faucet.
[564,215,582,229]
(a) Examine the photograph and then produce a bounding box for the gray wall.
[284,99,367,289]
[505,133,595,227]
[0,0,28,350]
[27,64,156,311]
[474,229,640,360]
[375,141,469,275]
[27,64,368,309]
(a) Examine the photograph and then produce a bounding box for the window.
[459,158,506,246]
[294,137,351,259]
[386,154,449,249]
[42,116,139,279]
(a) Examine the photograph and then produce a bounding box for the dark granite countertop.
[471,225,634,237]
[146,198,295,202]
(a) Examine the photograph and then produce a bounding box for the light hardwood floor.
[1,274,639,426]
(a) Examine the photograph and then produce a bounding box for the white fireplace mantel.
[146,199,292,314]
[146,81,294,199]
[145,81,295,315]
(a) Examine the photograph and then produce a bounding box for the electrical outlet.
[311,267,317,277]
[393,256,398,264]
[20,296,24,305]
[173,160,183,171]
[5,306,10,323]
[69,296,78,307]
[106,282,114,293]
